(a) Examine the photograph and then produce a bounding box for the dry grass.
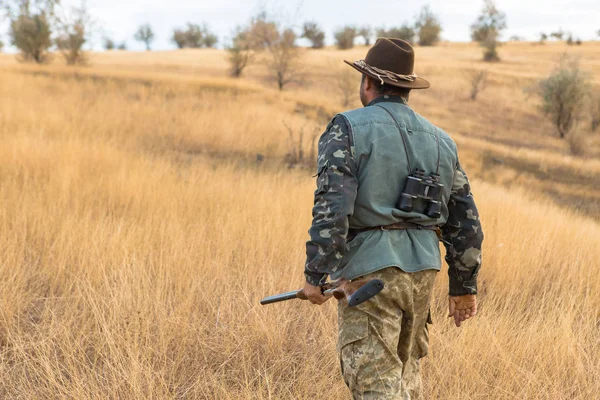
[0,42,599,398]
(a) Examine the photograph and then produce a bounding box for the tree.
[470,0,507,62]
[334,26,357,49]
[171,23,217,48]
[301,21,325,49]
[539,33,548,44]
[358,26,372,46]
[117,41,127,50]
[0,40,4,52]
[55,3,93,65]
[10,12,53,63]
[415,5,442,46]
[226,27,253,77]
[550,30,564,41]
[534,54,591,139]
[104,37,115,50]
[134,23,154,51]
[245,13,301,90]
[376,24,415,44]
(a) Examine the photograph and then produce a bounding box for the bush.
[10,12,53,63]
[470,0,507,62]
[590,91,600,132]
[468,70,488,100]
[376,24,415,44]
[334,26,357,49]
[117,41,127,51]
[301,22,325,49]
[534,54,591,139]
[415,5,442,46]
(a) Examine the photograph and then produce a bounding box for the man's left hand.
[303,281,332,305]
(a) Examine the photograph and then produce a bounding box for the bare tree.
[245,13,301,90]
[134,23,154,51]
[334,26,357,49]
[533,54,590,139]
[468,70,488,100]
[415,5,442,46]
[470,0,507,62]
[301,21,325,49]
[55,2,93,65]
[226,27,253,78]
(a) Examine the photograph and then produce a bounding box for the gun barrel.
[260,290,301,305]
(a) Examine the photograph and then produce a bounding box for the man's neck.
[367,95,408,107]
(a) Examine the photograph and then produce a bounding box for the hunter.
[303,38,484,399]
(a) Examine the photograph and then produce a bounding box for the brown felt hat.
[344,38,430,90]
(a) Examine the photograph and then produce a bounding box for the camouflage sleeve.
[304,115,358,286]
[441,162,484,296]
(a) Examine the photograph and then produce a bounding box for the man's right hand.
[448,295,477,328]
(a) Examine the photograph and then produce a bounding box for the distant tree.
[334,26,357,49]
[104,37,115,50]
[10,12,53,63]
[172,23,217,49]
[470,0,507,62]
[226,27,253,77]
[134,23,154,51]
[415,5,442,46]
[376,24,415,44]
[117,41,127,50]
[358,26,372,45]
[550,30,564,41]
[509,35,523,41]
[533,54,591,139]
[0,40,4,52]
[301,21,325,49]
[597,29,600,38]
[55,3,93,65]
[566,34,573,45]
[246,13,301,90]
[575,38,582,46]
[539,33,548,44]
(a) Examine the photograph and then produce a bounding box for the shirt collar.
[367,95,408,107]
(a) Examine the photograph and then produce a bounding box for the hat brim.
[344,60,430,90]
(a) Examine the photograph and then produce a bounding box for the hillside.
[0,43,599,398]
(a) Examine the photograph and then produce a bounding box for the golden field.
[0,42,599,399]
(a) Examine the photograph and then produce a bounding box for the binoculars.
[397,168,444,219]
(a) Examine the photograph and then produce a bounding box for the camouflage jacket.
[304,96,483,296]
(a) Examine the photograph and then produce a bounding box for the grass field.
[0,42,599,399]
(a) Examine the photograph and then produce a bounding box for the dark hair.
[363,74,411,98]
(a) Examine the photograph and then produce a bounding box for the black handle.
[348,279,385,307]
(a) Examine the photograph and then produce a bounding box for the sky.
[3,0,600,51]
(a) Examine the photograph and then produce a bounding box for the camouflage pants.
[338,267,437,400]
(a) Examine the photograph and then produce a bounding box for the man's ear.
[363,75,374,92]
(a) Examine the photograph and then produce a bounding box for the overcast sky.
[6,0,600,51]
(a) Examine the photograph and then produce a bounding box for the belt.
[348,222,441,241]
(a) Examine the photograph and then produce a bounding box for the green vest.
[331,99,459,281]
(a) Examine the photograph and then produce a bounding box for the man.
[302,38,484,399]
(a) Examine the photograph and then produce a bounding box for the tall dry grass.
[0,44,599,398]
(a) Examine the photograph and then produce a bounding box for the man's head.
[359,74,411,107]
